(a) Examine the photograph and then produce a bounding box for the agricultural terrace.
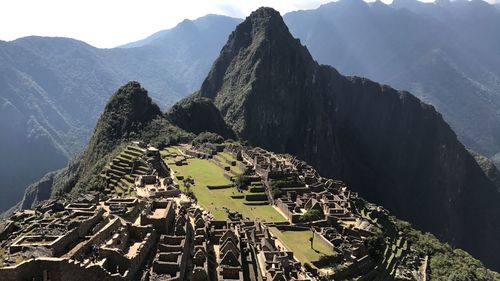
[162,146,286,222]
[101,144,149,197]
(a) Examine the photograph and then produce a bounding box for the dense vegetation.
[167,96,236,139]
[394,219,500,281]
[80,81,162,169]
[192,132,225,145]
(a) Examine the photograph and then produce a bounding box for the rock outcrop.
[191,7,500,270]
[167,96,235,139]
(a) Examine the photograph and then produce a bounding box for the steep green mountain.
[0,15,239,211]
[79,81,161,173]
[188,7,500,270]
[283,0,500,157]
[20,82,192,208]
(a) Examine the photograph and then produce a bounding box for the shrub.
[271,188,282,199]
[234,174,247,189]
[192,132,224,145]
[185,190,197,200]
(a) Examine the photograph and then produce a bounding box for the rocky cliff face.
[194,7,500,270]
[284,0,500,157]
[470,150,500,192]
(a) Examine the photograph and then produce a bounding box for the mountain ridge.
[19,81,193,208]
[119,14,242,49]
[284,0,500,157]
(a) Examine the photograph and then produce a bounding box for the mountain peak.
[198,6,314,104]
[81,81,161,171]
[391,0,431,10]
[336,0,369,8]
[234,7,291,43]
[104,81,160,116]
[318,0,370,13]
[247,7,281,21]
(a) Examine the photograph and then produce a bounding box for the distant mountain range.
[0,15,240,210]
[3,0,500,214]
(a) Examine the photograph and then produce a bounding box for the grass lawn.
[114,185,124,195]
[166,155,286,222]
[160,146,181,157]
[270,227,335,264]
[216,152,244,174]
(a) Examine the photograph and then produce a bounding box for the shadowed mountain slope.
[191,7,500,270]
[284,0,500,157]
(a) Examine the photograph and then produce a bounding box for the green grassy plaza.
[163,148,286,222]
[270,227,336,264]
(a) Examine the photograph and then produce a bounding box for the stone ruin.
[0,142,426,281]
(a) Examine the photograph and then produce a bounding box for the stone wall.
[0,258,123,281]
[68,217,121,259]
[101,226,156,279]
[275,199,301,223]
[141,200,175,234]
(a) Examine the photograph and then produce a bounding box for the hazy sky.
[0,0,497,48]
